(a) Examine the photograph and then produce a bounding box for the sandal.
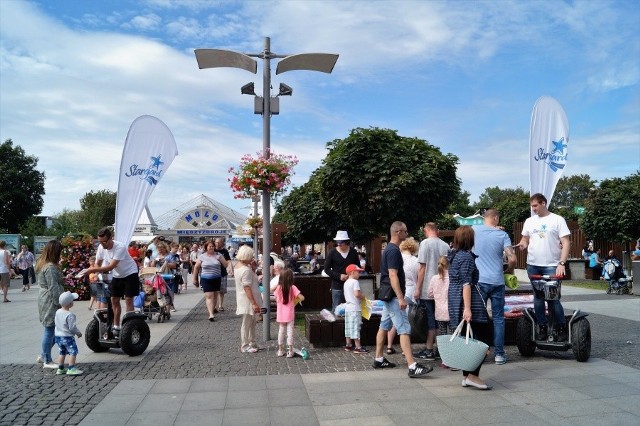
[386,347,396,355]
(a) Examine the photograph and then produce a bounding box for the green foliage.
[580,172,640,243]
[50,209,83,238]
[474,186,530,239]
[447,190,474,217]
[436,214,460,232]
[79,190,116,236]
[18,217,47,250]
[319,127,460,238]
[0,139,46,232]
[273,173,341,244]
[553,174,596,210]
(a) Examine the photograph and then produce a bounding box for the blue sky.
[1,0,638,223]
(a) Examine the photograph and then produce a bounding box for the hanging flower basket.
[228,150,298,199]
[247,216,263,229]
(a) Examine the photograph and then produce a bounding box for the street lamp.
[195,37,338,341]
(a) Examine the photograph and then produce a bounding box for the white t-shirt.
[522,212,570,267]
[96,240,138,278]
[343,278,361,312]
[417,237,450,299]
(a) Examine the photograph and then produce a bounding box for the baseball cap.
[346,264,364,274]
[59,291,79,306]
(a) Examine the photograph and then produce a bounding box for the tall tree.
[18,216,47,250]
[50,209,83,238]
[580,172,640,243]
[0,139,46,232]
[273,173,341,245]
[474,186,530,238]
[79,190,116,236]
[553,174,596,209]
[319,127,460,238]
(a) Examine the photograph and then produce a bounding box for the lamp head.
[278,83,293,96]
[241,82,255,95]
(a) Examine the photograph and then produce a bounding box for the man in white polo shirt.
[84,227,139,332]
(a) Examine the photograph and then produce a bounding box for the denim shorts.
[379,298,411,335]
[55,336,78,356]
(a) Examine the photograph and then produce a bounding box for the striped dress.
[447,249,488,327]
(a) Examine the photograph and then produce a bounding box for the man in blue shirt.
[473,209,516,365]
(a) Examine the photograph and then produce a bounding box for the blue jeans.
[477,282,505,357]
[331,289,345,314]
[41,325,55,363]
[527,265,565,326]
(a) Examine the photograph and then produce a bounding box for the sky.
[1,0,639,226]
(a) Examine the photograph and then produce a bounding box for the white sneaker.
[36,355,44,364]
[495,355,507,365]
[242,346,258,353]
[43,361,58,369]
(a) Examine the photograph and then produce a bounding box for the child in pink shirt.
[274,268,304,357]
[427,256,451,336]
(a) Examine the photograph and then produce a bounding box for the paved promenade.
[1,277,638,425]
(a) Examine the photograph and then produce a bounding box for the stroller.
[138,267,172,323]
[602,258,632,295]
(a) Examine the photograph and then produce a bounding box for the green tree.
[553,174,596,209]
[318,127,460,238]
[50,209,83,237]
[79,190,116,236]
[18,216,47,250]
[274,173,341,245]
[474,186,530,239]
[0,139,46,232]
[580,172,640,243]
[552,174,597,221]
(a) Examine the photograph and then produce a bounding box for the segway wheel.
[571,317,591,362]
[515,317,536,357]
[120,318,150,356]
[85,318,109,353]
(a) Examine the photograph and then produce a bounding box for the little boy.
[343,264,368,353]
[54,291,83,375]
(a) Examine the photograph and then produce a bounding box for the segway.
[515,275,591,362]
[85,288,150,356]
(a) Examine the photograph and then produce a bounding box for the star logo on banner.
[150,154,164,170]
[551,137,567,154]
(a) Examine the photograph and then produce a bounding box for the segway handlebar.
[530,274,563,280]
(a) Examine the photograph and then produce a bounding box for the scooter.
[85,289,151,356]
[515,275,591,362]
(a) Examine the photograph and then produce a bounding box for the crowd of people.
[4,192,636,384]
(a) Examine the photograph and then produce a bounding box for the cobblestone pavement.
[1,287,638,425]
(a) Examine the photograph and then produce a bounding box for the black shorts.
[201,276,221,293]
[419,299,437,330]
[109,273,140,298]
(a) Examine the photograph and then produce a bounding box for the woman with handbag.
[447,225,493,390]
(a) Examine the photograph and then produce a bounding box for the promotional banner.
[115,116,178,244]
[529,96,569,208]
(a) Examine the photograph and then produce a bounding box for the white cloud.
[125,13,162,31]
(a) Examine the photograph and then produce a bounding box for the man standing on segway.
[517,193,571,342]
[84,227,139,335]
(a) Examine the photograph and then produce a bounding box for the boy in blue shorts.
[54,291,83,375]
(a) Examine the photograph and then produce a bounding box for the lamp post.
[195,37,338,341]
